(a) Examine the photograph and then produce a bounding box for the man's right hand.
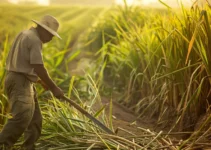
[50,86,64,99]
[32,64,64,99]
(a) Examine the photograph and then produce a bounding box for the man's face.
[41,28,54,43]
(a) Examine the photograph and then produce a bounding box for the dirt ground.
[98,97,156,136]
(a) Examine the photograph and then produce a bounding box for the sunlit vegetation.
[0,1,210,149]
[85,2,211,148]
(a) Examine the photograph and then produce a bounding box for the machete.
[61,96,115,135]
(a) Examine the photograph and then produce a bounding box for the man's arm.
[32,64,63,98]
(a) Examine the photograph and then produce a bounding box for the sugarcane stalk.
[61,96,115,135]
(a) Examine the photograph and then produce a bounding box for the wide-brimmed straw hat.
[32,15,61,39]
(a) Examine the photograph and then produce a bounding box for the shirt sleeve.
[28,37,43,64]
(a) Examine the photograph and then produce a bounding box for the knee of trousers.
[10,100,35,130]
[13,112,34,130]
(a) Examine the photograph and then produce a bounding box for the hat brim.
[31,20,62,39]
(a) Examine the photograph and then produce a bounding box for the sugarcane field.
[0,0,210,149]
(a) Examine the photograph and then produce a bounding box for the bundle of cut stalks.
[34,98,183,150]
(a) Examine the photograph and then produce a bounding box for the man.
[0,15,64,150]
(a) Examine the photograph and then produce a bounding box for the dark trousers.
[0,72,42,150]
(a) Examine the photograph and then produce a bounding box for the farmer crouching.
[0,15,64,150]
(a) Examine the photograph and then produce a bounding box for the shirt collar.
[30,27,42,43]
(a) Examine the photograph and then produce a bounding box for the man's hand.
[50,86,63,99]
[32,64,64,99]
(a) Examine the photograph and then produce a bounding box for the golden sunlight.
[8,0,50,5]
[115,0,194,7]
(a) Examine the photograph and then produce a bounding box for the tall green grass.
[0,4,176,150]
[0,3,210,149]
[0,36,9,125]
[86,1,211,145]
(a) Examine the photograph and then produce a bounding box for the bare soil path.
[98,97,157,136]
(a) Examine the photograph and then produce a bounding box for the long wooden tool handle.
[61,96,114,135]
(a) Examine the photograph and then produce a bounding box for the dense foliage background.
[0,1,210,149]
